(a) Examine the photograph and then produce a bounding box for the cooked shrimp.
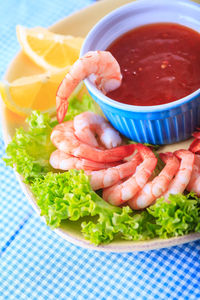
[163,149,194,201]
[50,149,120,171]
[129,152,180,210]
[87,152,142,190]
[74,111,122,149]
[103,144,157,206]
[56,51,122,123]
[51,121,134,163]
[186,154,200,196]
[189,130,200,154]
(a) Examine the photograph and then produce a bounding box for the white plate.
[1,0,200,252]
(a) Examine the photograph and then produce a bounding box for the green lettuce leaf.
[4,111,55,183]
[31,168,200,245]
[3,93,200,245]
[31,169,157,245]
[31,170,94,228]
[3,93,99,183]
[147,193,200,238]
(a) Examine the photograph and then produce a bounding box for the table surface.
[1,0,200,299]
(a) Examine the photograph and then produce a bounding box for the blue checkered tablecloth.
[1,1,200,299]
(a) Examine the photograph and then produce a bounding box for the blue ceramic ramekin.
[81,0,200,145]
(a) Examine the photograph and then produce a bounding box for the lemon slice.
[0,67,71,116]
[16,25,84,71]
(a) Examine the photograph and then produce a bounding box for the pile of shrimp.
[49,50,200,210]
[50,111,200,210]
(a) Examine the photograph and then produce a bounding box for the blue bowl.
[81,0,200,145]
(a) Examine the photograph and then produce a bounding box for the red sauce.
[106,23,200,106]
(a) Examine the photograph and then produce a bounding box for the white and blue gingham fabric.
[1,1,200,299]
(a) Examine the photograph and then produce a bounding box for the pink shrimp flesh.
[102,144,157,206]
[86,152,142,190]
[50,149,120,171]
[129,152,180,210]
[163,149,194,201]
[73,111,122,149]
[50,121,134,163]
[56,51,122,123]
[186,154,200,196]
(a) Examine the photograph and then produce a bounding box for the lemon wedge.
[16,25,84,71]
[0,67,71,116]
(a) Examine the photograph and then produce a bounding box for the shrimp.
[50,121,134,163]
[102,144,157,206]
[189,130,200,154]
[186,154,200,196]
[163,149,194,201]
[56,51,122,123]
[86,152,142,190]
[74,111,122,149]
[128,152,180,210]
[50,149,120,171]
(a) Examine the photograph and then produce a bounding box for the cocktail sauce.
[106,23,200,106]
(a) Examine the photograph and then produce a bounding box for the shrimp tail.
[56,98,69,124]
[189,137,200,154]
[93,144,135,163]
[56,75,79,123]
[189,130,200,154]
[56,79,68,123]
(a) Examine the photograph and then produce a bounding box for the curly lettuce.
[147,193,200,238]
[31,169,157,244]
[4,93,97,183]
[3,93,200,245]
[31,169,200,245]
[4,111,55,183]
